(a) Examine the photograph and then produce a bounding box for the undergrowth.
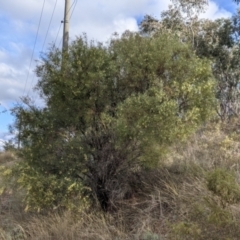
[1,119,240,239]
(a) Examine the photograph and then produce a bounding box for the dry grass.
[0,151,17,166]
[22,211,127,240]
[1,120,240,239]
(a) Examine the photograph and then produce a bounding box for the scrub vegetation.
[1,0,240,239]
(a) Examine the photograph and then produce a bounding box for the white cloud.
[113,17,139,32]
[200,1,232,20]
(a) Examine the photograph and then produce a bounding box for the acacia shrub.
[12,32,215,211]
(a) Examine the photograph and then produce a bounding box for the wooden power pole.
[62,0,71,52]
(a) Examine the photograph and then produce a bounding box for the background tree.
[195,15,240,119]
[140,0,240,120]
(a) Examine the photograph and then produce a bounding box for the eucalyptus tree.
[140,0,240,120]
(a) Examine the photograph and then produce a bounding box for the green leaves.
[12,32,215,211]
[207,168,240,206]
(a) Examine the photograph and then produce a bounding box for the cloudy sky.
[0,0,237,148]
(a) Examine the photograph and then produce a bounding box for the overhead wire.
[41,0,58,52]
[54,22,63,47]
[23,0,46,97]
[70,0,78,20]
[28,0,59,96]
[27,0,78,95]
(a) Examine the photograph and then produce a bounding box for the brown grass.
[1,120,240,239]
[0,151,17,166]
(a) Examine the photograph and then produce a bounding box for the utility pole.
[62,0,71,52]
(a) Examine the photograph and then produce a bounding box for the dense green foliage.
[11,32,214,211]
[140,2,240,120]
[207,168,240,206]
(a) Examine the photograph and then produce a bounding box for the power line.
[70,0,78,20]
[27,0,76,94]
[54,22,63,47]
[58,34,63,49]
[69,0,77,17]
[28,0,59,95]
[23,0,46,96]
[41,0,58,52]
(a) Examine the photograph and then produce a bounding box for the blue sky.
[0,0,238,149]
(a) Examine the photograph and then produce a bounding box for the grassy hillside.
[1,119,240,239]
